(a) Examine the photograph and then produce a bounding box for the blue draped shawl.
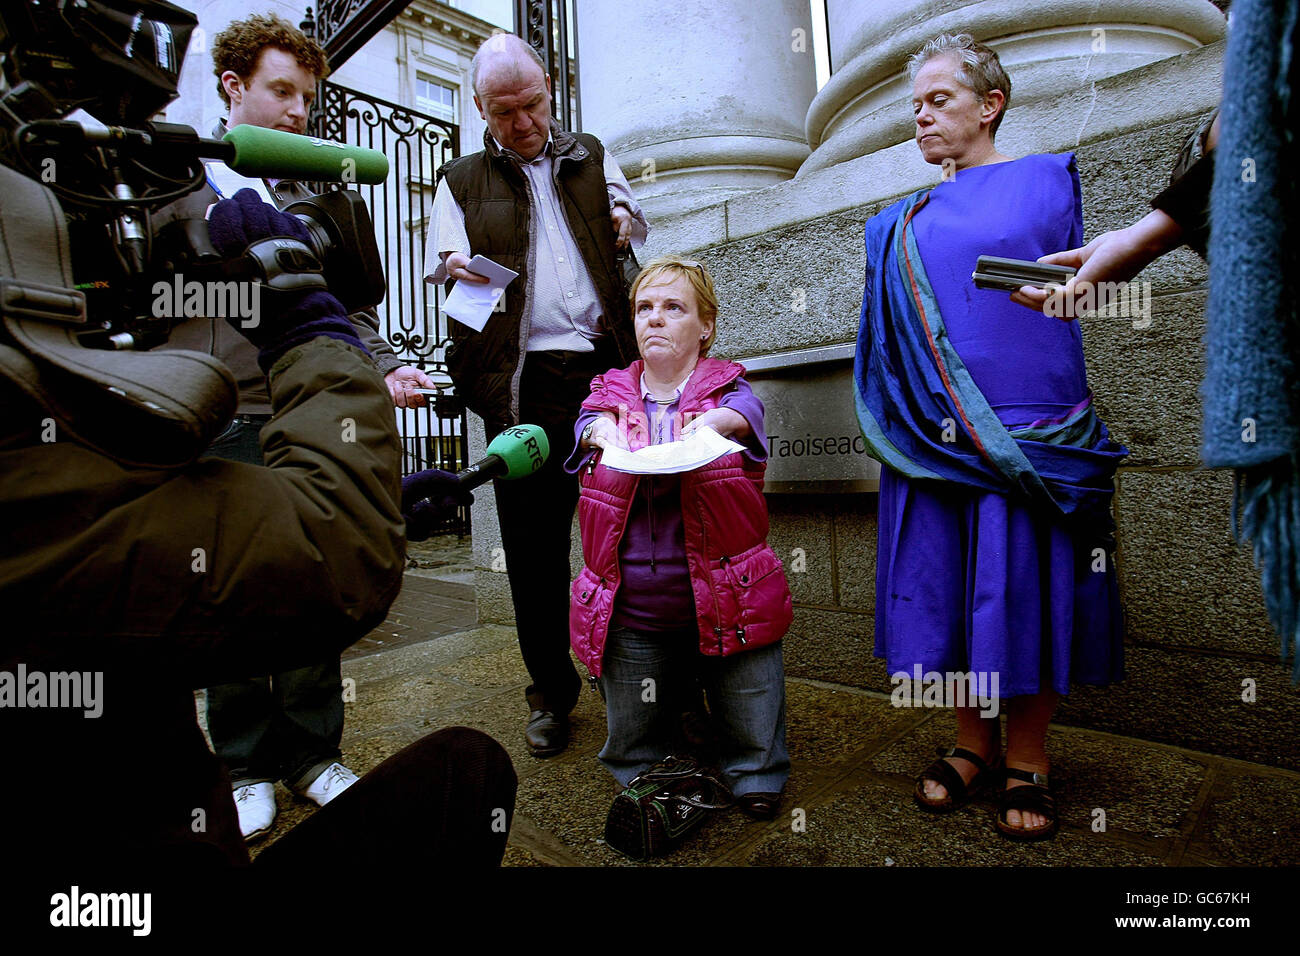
[853,180,1128,531]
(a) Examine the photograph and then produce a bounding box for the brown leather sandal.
[913,745,1000,814]
[995,767,1059,841]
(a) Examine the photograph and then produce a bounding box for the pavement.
[206,534,1300,868]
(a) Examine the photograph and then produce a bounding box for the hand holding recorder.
[401,424,550,541]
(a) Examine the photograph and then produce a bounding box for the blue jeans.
[598,624,789,796]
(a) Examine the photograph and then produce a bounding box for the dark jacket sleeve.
[160,177,406,390]
[1150,109,1216,259]
[719,377,768,463]
[347,304,403,377]
[564,409,604,473]
[1,337,406,686]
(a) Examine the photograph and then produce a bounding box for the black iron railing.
[305,1,410,72]
[514,0,581,131]
[309,80,469,535]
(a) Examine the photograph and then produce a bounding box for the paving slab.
[343,671,484,730]
[216,570,1300,869]
[344,571,476,661]
[783,678,920,773]
[1184,764,1300,867]
[863,711,1209,847]
[741,779,1164,867]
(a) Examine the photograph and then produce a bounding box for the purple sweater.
[564,375,767,632]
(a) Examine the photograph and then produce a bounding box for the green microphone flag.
[222,125,390,184]
[486,424,549,480]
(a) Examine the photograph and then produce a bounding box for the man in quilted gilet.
[423,33,648,757]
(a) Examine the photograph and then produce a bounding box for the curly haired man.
[161,12,436,842]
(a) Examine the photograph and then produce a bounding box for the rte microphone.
[15,119,389,184]
[456,424,550,490]
[222,125,390,184]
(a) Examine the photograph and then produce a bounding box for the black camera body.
[56,169,387,352]
[0,2,385,352]
[152,187,387,317]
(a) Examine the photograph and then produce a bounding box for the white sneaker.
[298,762,359,808]
[232,782,277,842]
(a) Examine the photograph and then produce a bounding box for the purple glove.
[207,187,312,254]
[401,469,473,541]
[207,188,367,372]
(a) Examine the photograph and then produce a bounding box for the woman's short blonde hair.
[629,255,720,355]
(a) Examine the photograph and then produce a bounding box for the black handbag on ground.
[603,755,734,861]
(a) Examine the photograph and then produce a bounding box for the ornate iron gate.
[309,81,468,535]
[515,0,580,131]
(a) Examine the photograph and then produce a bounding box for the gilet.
[436,128,636,424]
[569,358,793,677]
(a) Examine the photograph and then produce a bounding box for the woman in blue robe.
[854,34,1128,840]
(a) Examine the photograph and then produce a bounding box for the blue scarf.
[854,187,1128,534]
[1204,0,1300,679]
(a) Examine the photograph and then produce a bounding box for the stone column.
[577,0,818,219]
[802,0,1226,177]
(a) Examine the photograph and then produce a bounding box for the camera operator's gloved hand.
[208,188,370,373]
[401,469,473,542]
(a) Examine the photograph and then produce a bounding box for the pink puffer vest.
[569,357,793,677]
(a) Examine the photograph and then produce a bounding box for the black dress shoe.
[735,791,781,821]
[525,709,569,758]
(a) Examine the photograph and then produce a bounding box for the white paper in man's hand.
[600,426,745,475]
[443,255,519,332]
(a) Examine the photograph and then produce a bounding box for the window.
[416,75,457,123]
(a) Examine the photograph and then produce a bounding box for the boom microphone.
[13,119,390,185]
[456,424,550,490]
[222,125,390,184]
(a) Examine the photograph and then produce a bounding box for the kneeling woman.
[566,255,792,825]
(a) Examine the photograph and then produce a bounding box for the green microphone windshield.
[486,424,549,480]
[223,125,390,184]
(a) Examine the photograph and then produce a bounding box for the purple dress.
[873,154,1125,697]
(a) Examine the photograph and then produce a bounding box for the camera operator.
[150,13,454,841]
[0,0,514,885]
